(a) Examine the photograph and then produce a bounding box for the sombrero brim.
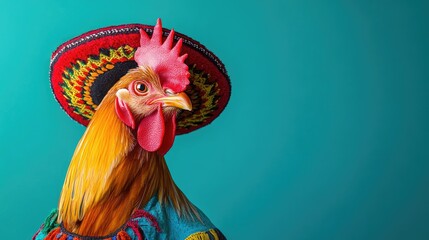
[50,24,230,135]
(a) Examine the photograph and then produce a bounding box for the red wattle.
[115,97,135,129]
[157,112,177,156]
[137,104,165,152]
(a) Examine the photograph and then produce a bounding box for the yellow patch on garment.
[185,229,221,240]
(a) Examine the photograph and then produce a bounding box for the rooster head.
[114,19,192,156]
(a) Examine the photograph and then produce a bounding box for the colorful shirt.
[33,197,225,240]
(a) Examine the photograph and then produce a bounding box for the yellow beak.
[153,92,192,111]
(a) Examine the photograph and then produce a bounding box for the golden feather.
[58,67,198,237]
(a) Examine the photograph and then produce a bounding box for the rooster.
[34,19,226,240]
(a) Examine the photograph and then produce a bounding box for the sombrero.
[50,21,230,135]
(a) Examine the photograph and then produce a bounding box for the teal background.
[0,0,428,239]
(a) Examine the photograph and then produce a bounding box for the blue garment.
[33,196,225,240]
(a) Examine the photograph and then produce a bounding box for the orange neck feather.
[58,73,197,236]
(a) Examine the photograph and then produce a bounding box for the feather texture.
[58,68,198,237]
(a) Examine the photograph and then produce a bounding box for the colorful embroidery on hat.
[59,46,223,132]
[51,24,231,134]
[61,45,135,120]
[178,66,221,129]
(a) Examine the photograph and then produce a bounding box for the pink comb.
[135,19,190,92]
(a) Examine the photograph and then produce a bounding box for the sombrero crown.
[51,19,230,134]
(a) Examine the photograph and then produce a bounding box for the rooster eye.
[134,82,148,94]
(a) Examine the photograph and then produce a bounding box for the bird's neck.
[58,97,194,237]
